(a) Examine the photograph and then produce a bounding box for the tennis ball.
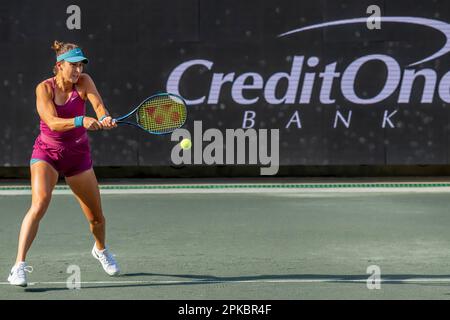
[180,138,192,150]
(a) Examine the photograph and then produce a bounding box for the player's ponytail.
[51,40,64,54]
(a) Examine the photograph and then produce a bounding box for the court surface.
[2,179,450,299]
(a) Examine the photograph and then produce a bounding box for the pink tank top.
[40,78,87,144]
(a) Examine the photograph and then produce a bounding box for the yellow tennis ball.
[180,138,192,150]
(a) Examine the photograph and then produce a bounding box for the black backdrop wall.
[1,0,450,175]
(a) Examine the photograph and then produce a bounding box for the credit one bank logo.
[166,17,450,106]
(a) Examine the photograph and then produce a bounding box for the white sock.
[95,246,106,254]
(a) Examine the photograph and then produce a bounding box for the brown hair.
[51,40,79,75]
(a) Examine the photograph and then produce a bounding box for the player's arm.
[80,74,116,129]
[36,82,102,132]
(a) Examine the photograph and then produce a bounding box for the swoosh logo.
[278,16,450,67]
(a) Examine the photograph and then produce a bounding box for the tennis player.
[7,41,120,287]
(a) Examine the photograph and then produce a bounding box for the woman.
[7,41,120,287]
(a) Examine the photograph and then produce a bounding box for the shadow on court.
[122,272,450,286]
[25,287,70,293]
[22,273,450,292]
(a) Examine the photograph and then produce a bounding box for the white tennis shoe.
[7,262,33,287]
[91,245,120,276]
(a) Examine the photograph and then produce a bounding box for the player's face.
[59,61,83,83]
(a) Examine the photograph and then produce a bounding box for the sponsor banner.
[1,1,450,167]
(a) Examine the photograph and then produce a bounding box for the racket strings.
[137,95,187,134]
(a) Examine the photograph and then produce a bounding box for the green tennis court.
[2,180,450,299]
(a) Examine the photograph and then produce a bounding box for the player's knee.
[30,196,52,219]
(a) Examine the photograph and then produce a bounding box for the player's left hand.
[100,116,118,130]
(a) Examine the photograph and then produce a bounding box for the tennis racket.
[112,93,187,135]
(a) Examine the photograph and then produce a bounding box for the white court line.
[2,187,450,196]
[1,278,450,286]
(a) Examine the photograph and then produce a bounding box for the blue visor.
[56,48,89,64]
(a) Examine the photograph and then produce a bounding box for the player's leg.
[65,168,120,276]
[16,160,59,264]
[64,168,105,249]
[8,160,59,286]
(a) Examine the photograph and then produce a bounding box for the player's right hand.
[100,116,118,130]
[83,117,103,131]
